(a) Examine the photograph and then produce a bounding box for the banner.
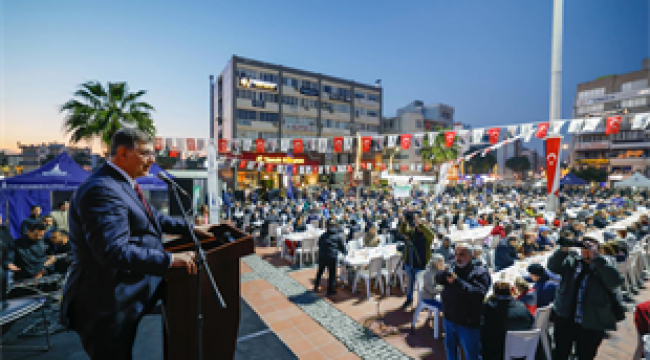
[333,137,343,153]
[413,134,424,149]
[435,163,450,196]
[444,131,455,147]
[281,139,290,152]
[545,136,562,196]
[606,116,622,135]
[549,120,566,135]
[361,136,372,152]
[197,138,206,152]
[507,125,519,138]
[218,139,229,153]
[457,130,470,146]
[307,138,317,151]
[582,118,601,132]
[255,139,265,153]
[487,128,500,144]
[206,139,220,224]
[154,137,164,151]
[266,164,274,172]
[293,138,304,153]
[535,123,549,138]
[632,113,650,130]
[318,138,328,153]
[400,134,412,150]
[343,137,353,152]
[373,136,384,151]
[387,135,397,148]
[427,132,438,145]
[239,159,247,169]
[472,129,484,144]
[567,119,584,133]
[231,139,240,154]
[186,138,197,152]
[267,138,278,152]
[521,124,534,142]
[242,139,252,152]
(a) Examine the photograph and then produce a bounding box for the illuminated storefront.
[235,152,319,189]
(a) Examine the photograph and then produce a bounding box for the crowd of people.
[227,183,649,359]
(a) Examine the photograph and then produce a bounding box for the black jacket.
[348,225,362,241]
[495,241,518,271]
[262,215,279,235]
[436,261,491,328]
[318,227,347,260]
[481,297,534,360]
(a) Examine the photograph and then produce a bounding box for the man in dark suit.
[60,128,202,360]
[261,209,279,239]
[314,219,346,296]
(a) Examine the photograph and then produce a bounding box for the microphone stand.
[169,184,226,360]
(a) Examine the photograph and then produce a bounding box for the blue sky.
[2,0,648,153]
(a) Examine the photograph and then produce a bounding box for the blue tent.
[136,163,174,190]
[560,173,586,186]
[1,152,90,238]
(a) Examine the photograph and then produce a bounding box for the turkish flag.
[606,116,622,135]
[400,134,412,150]
[239,160,247,169]
[347,165,352,172]
[401,165,407,171]
[487,128,500,144]
[266,164,274,172]
[330,166,337,173]
[445,131,456,147]
[424,164,431,172]
[545,136,562,195]
[186,138,196,151]
[333,137,343,153]
[293,138,304,153]
[256,139,265,153]
[362,136,372,152]
[154,137,163,151]
[381,163,387,171]
[218,139,229,153]
[169,150,179,158]
[313,165,319,174]
[535,123,549,138]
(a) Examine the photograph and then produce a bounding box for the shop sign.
[239,77,277,90]
[575,141,609,150]
[255,155,305,164]
[577,159,609,165]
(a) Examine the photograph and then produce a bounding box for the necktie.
[134,183,153,219]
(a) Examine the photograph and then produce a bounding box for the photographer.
[398,213,435,309]
[435,243,491,360]
[547,232,625,359]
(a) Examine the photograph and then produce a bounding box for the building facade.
[570,58,650,177]
[216,56,383,189]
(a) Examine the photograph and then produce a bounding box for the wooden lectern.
[162,222,254,360]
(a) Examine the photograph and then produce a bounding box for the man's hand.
[34,270,46,279]
[44,256,56,267]
[171,251,197,274]
[193,226,213,239]
[7,264,20,272]
[446,272,456,284]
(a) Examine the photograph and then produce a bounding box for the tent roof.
[560,173,586,186]
[613,172,650,188]
[1,152,89,190]
[136,163,173,190]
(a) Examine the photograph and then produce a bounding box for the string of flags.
[153,113,650,174]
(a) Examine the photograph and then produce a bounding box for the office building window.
[259,73,278,83]
[416,120,423,129]
[237,89,254,99]
[302,80,318,90]
[281,95,299,106]
[301,98,318,109]
[259,112,279,122]
[337,88,351,98]
[355,92,365,99]
[577,103,604,114]
[367,94,379,102]
[335,104,350,113]
[260,92,278,103]
[322,85,332,93]
[236,109,257,121]
[621,97,647,108]
[621,79,648,92]
[282,76,299,88]
[441,111,452,120]
[578,88,605,99]
[367,110,378,118]
[237,68,258,79]
[321,101,334,112]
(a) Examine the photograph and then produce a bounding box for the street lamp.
[389,147,401,174]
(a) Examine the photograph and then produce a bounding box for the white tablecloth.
[445,226,494,244]
[342,245,399,267]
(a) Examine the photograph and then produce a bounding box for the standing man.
[435,243,491,360]
[60,128,203,360]
[20,205,42,236]
[399,213,435,309]
[314,219,346,296]
[50,201,69,232]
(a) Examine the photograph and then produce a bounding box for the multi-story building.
[471,131,523,179]
[570,58,650,177]
[216,56,382,189]
[16,142,93,172]
[381,101,455,173]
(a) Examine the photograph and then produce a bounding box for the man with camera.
[435,243,491,360]
[548,232,624,359]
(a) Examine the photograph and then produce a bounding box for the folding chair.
[0,297,51,351]
[504,330,541,360]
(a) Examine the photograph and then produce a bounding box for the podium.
[162,223,254,360]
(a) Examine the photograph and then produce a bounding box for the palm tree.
[61,81,156,153]
[419,127,460,168]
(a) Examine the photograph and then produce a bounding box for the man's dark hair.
[27,221,47,231]
[30,205,41,211]
[57,201,68,209]
[109,128,153,156]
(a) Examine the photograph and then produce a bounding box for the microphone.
[157,172,189,198]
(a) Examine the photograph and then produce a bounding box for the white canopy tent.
[613,172,650,189]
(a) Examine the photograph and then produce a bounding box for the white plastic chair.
[410,275,442,339]
[266,223,279,248]
[533,305,553,360]
[294,237,317,267]
[353,231,364,241]
[352,256,384,300]
[242,214,251,231]
[347,240,361,252]
[381,253,402,295]
[504,330,541,360]
[310,220,319,229]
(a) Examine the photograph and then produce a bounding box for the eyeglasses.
[136,149,155,158]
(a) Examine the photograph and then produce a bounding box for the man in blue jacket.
[525,263,560,308]
[60,128,206,360]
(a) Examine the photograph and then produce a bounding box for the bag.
[591,273,626,322]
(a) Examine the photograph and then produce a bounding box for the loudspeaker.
[169,178,194,217]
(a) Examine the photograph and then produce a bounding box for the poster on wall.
[393,185,411,198]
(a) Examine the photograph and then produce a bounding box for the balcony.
[355,98,380,108]
[610,141,650,149]
[355,114,380,125]
[321,128,351,136]
[282,105,318,117]
[236,120,278,132]
[236,98,279,112]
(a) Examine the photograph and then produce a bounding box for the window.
[621,79,648,92]
[441,111,452,120]
[281,95,299,106]
[367,110,378,118]
[261,92,278,103]
[237,89,254,99]
[236,68,258,79]
[282,77,299,88]
[236,109,257,121]
[578,88,605,99]
[577,103,604,114]
[355,92,365,99]
[321,101,334,112]
[337,88,351,98]
[259,73,278,83]
[367,94,379,102]
[335,104,350,113]
[416,120,423,129]
[302,80,317,90]
[301,98,318,108]
[259,112,279,122]
[621,97,647,108]
[322,85,332,93]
